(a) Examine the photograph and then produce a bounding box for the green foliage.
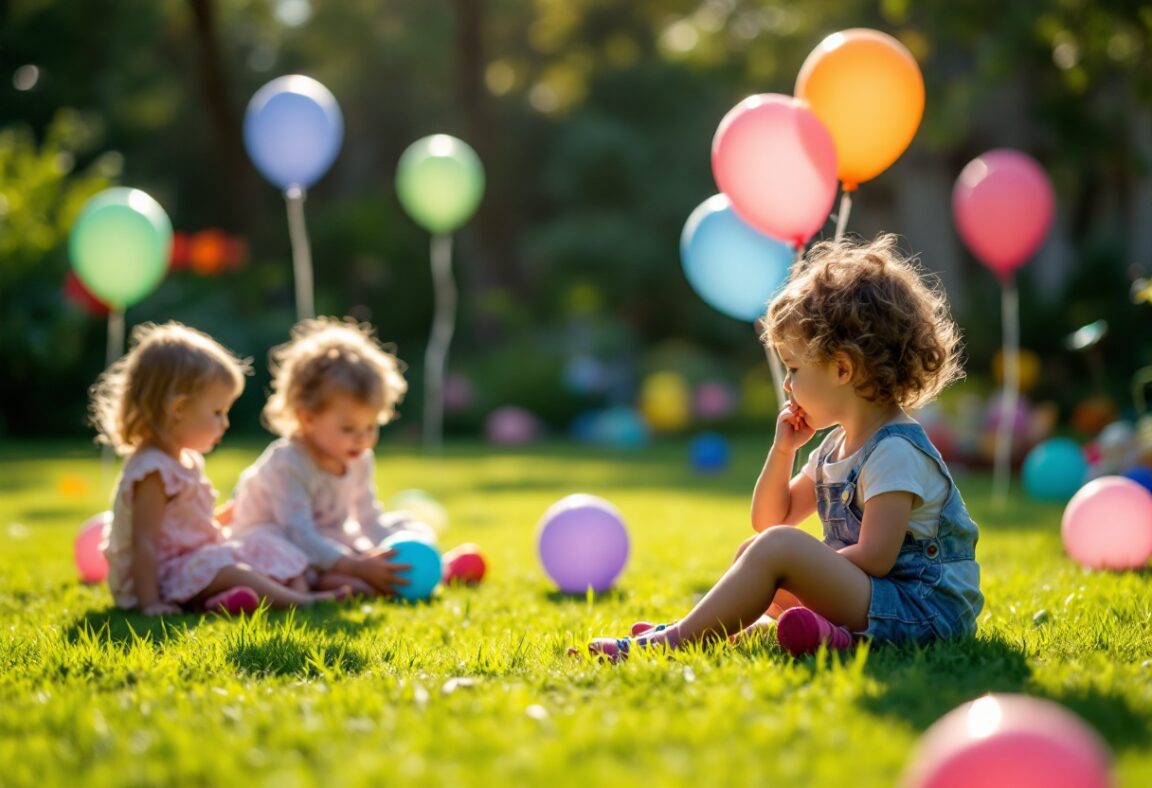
[2,439,1152,785]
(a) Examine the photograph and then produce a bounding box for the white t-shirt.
[801,424,950,541]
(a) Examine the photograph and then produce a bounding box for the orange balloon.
[795,29,924,190]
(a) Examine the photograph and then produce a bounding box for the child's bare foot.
[306,585,355,605]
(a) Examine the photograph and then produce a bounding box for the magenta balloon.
[1061,476,1152,570]
[711,94,838,247]
[537,494,629,593]
[904,694,1113,788]
[952,150,1054,279]
[75,512,111,584]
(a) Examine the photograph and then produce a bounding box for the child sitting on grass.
[588,234,984,661]
[91,322,344,616]
[229,317,439,597]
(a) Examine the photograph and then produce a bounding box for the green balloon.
[69,187,172,310]
[395,135,485,234]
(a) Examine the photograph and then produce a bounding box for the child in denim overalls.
[588,234,983,661]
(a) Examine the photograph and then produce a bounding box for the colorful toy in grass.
[902,694,1113,788]
[538,494,629,594]
[693,380,736,422]
[388,489,449,535]
[381,536,443,601]
[1122,465,1152,495]
[639,371,691,432]
[442,543,487,585]
[1021,438,1088,502]
[690,432,730,474]
[75,512,111,584]
[680,194,794,323]
[711,94,837,247]
[1062,476,1152,570]
[589,407,649,449]
[485,405,542,446]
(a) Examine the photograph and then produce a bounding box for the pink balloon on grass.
[1062,476,1152,570]
[537,494,629,594]
[904,694,1113,788]
[711,94,838,247]
[952,150,1054,279]
[75,512,111,584]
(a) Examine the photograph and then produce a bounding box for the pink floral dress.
[104,447,309,609]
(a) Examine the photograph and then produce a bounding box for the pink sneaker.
[587,637,633,663]
[775,607,854,657]
[630,621,668,637]
[204,586,260,615]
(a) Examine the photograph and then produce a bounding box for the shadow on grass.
[859,634,1152,753]
[544,588,631,605]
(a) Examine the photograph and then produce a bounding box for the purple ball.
[537,494,629,594]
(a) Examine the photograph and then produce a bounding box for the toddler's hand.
[774,401,815,452]
[141,602,181,617]
[356,551,412,595]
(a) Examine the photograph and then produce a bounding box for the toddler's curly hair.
[89,322,250,454]
[262,317,408,437]
[763,234,965,410]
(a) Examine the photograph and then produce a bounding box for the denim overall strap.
[841,422,977,562]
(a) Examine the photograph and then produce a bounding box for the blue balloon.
[681,194,794,322]
[244,75,343,190]
[690,432,730,473]
[383,538,442,601]
[1022,437,1088,501]
[1121,465,1152,495]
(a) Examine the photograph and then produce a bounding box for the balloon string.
[992,280,1020,510]
[424,234,456,451]
[103,308,126,481]
[285,188,315,321]
[833,190,853,241]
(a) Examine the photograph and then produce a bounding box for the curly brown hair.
[762,234,965,410]
[89,322,250,455]
[262,317,408,437]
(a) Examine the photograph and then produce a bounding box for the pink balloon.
[75,511,111,584]
[904,694,1113,788]
[952,149,1054,279]
[1061,476,1152,570]
[711,94,838,247]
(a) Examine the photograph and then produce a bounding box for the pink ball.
[484,406,542,445]
[904,694,1113,788]
[74,512,111,584]
[1062,476,1152,569]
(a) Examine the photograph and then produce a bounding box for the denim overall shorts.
[815,422,984,645]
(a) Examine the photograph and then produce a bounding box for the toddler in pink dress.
[92,321,346,615]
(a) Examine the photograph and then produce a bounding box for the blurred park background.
[3,0,1151,451]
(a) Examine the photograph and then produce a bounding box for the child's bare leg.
[197,566,338,608]
[314,571,375,597]
[662,526,872,647]
[287,574,310,593]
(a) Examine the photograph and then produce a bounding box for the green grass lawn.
[1,438,1150,786]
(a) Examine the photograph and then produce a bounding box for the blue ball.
[1121,465,1152,495]
[1021,437,1088,501]
[690,432,730,473]
[384,538,442,601]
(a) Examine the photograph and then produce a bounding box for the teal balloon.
[395,135,484,234]
[69,188,172,310]
[1022,437,1088,501]
[681,194,794,322]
